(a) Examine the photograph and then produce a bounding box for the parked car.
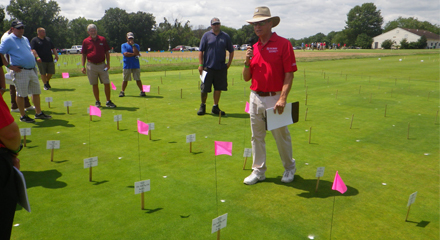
[233,44,240,50]
[171,45,186,51]
[65,45,82,54]
[57,48,67,54]
[187,46,200,51]
[240,44,249,50]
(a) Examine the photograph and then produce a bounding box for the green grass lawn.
[8,51,439,239]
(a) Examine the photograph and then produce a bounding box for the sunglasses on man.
[15,27,24,30]
[251,20,270,26]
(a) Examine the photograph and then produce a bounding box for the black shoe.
[95,101,101,108]
[140,91,146,97]
[43,83,49,90]
[47,82,51,89]
[197,103,206,115]
[212,105,225,115]
[119,91,125,97]
[35,111,52,119]
[106,100,116,108]
[20,115,35,123]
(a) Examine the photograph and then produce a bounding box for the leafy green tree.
[345,3,383,45]
[100,8,129,52]
[381,39,394,49]
[0,6,5,31]
[384,17,440,34]
[400,38,409,49]
[332,30,349,45]
[127,11,156,51]
[355,33,373,49]
[417,35,427,49]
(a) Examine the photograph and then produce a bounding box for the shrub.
[381,39,394,49]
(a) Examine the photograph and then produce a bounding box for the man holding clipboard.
[242,6,297,185]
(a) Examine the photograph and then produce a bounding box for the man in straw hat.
[242,6,297,185]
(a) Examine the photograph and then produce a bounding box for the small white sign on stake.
[186,134,196,143]
[45,97,53,103]
[316,167,325,178]
[83,157,98,168]
[211,213,228,234]
[20,128,31,136]
[114,114,122,122]
[64,101,72,107]
[243,148,252,158]
[407,191,417,207]
[135,179,150,194]
[148,123,155,130]
[46,140,60,149]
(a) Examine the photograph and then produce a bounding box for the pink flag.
[111,82,117,90]
[62,72,69,78]
[332,171,347,194]
[142,85,150,92]
[89,106,101,117]
[137,120,149,135]
[215,141,232,156]
[245,102,250,114]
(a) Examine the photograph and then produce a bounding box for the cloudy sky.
[2,0,439,39]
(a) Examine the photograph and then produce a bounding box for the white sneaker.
[11,108,19,112]
[243,173,265,185]
[25,106,35,111]
[281,169,296,183]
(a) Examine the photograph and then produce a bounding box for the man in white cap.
[197,17,234,116]
[119,32,145,97]
[242,6,298,185]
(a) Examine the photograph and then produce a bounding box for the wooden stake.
[405,205,411,221]
[350,114,354,129]
[48,102,51,108]
[243,157,248,170]
[51,148,54,162]
[67,106,70,114]
[407,123,410,139]
[117,121,119,130]
[384,104,387,117]
[141,192,145,210]
[90,115,92,121]
[158,86,160,94]
[305,94,308,105]
[190,142,192,153]
[308,127,312,144]
[315,177,320,192]
[89,167,92,182]
[149,130,152,140]
[305,108,308,121]
[217,229,220,240]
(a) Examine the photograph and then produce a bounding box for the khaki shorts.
[86,62,110,85]
[36,62,55,75]
[123,68,141,81]
[12,68,41,97]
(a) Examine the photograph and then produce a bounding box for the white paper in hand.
[200,70,207,83]
[266,103,294,131]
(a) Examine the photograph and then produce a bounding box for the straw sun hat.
[246,6,280,27]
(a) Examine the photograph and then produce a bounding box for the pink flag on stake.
[332,171,347,194]
[245,102,250,114]
[62,72,69,78]
[111,82,117,90]
[142,85,150,92]
[137,120,149,135]
[215,141,232,156]
[89,106,101,117]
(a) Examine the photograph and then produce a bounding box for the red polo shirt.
[249,32,297,92]
[82,35,110,63]
[0,95,14,148]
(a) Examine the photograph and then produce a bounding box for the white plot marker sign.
[135,179,151,210]
[45,97,53,108]
[20,128,31,147]
[46,140,60,162]
[186,134,196,152]
[315,167,325,192]
[84,157,98,182]
[406,191,418,221]
[242,148,252,170]
[114,114,122,130]
[212,213,228,239]
[64,101,72,114]
[148,123,155,140]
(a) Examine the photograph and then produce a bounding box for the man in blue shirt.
[197,17,234,116]
[119,32,145,97]
[0,20,51,123]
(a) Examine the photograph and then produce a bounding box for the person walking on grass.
[197,17,234,116]
[119,32,145,97]
[0,20,52,123]
[242,6,297,185]
[30,27,58,90]
[81,24,116,108]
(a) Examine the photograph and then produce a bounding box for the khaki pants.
[249,91,295,176]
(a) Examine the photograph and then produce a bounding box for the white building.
[372,27,440,49]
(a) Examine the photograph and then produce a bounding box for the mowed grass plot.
[8,51,439,239]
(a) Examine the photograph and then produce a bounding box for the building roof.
[402,28,440,40]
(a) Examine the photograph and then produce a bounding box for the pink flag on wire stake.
[89,106,101,117]
[332,171,347,194]
[245,102,250,114]
[111,82,117,90]
[62,72,69,78]
[142,85,150,92]
[215,141,232,156]
[137,120,149,135]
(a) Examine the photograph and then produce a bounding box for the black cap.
[11,20,25,28]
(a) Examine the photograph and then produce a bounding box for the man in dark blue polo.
[197,17,234,116]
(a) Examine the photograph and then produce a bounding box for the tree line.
[1,1,438,51]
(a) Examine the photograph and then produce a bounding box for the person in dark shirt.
[30,28,58,90]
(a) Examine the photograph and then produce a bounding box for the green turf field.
[7,50,439,239]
